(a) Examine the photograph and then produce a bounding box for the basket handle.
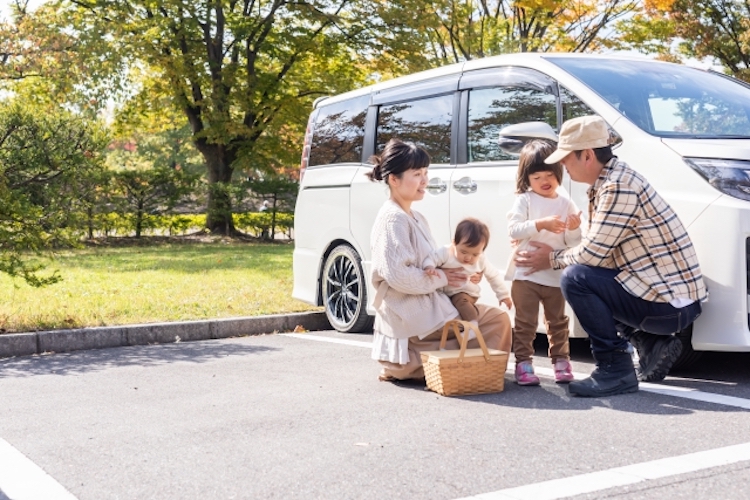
[440,320,491,363]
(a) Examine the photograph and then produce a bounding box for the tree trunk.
[198,142,236,235]
[87,206,94,240]
[136,203,143,238]
[270,195,278,241]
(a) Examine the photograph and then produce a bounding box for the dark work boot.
[568,351,638,397]
[630,331,682,382]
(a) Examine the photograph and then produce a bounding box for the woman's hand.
[469,271,483,284]
[441,267,468,288]
[424,265,440,277]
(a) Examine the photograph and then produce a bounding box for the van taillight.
[300,117,313,181]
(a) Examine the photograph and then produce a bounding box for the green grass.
[0,242,321,333]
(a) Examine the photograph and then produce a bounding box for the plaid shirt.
[551,158,707,304]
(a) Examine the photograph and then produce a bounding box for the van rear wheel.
[321,245,373,333]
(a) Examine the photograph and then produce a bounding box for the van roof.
[314,52,664,109]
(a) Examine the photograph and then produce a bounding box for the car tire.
[321,244,373,333]
[671,325,703,370]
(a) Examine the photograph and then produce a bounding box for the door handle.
[425,177,447,194]
[453,176,477,194]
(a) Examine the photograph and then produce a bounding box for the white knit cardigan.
[370,200,458,341]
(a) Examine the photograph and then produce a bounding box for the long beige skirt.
[378,304,512,380]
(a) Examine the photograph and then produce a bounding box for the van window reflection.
[309,95,369,166]
[467,86,556,162]
[550,57,750,138]
[376,95,453,164]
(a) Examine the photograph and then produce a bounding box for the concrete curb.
[0,311,331,359]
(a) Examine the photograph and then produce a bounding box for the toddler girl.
[507,140,582,385]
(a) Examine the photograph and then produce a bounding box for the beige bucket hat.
[545,115,610,164]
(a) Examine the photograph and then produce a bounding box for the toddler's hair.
[515,140,563,194]
[454,218,490,250]
[366,138,431,182]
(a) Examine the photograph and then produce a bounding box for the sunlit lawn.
[0,241,320,333]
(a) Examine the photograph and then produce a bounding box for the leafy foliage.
[246,173,298,239]
[371,0,641,70]
[45,0,374,233]
[0,102,107,285]
[616,0,750,81]
[111,167,200,238]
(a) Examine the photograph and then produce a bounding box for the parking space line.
[455,441,750,499]
[284,333,373,348]
[0,438,78,500]
[286,334,750,411]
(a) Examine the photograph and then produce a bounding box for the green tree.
[616,0,750,81]
[0,0,128,117]
[371,0,641,71]
[0,101,107,285]
[247,174,298,240]
[47,0,373,235]
[112,167,199,238]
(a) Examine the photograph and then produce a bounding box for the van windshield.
[548,57,750,139]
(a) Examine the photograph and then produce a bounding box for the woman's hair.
[454,218,490,250]
[366,139,431,183]
[515,140,563,194]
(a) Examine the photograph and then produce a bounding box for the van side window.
[308,95,369,167]
[467,86,556,162]
[560,86,596,122]
[376,94,453,164]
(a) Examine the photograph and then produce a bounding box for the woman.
[368,139,512,381]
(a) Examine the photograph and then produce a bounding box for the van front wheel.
[672,325,703,370]
[321,245,373,333]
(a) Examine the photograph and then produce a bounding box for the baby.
[423,218,512,332]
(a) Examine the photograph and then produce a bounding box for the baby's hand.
[424,266,440,277]
[500,297,512,310]
[536,215,566,234]
[469,271,483,284]
[567,211,583,231]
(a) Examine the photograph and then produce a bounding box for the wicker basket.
[420,320,508,396]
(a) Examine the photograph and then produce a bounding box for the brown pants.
[511,280,570,364]
[450,292,479,322]
[379,304,512,380]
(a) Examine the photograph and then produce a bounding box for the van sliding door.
[452,67,558,307]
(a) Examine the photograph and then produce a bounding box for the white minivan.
[292,52,750,368]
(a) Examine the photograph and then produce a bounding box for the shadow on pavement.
[0,340,279,379]
[384,334,748,415]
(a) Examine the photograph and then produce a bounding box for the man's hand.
[514,241,554,275]
[567,211,583,231]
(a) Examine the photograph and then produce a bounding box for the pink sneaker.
[515,361,540,386]
[554,359,574,384]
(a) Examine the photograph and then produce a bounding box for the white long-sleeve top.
[507,191,582,288]
[423,245,510,302]
[370,200,458,342]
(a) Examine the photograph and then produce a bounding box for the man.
[516,115,707,397]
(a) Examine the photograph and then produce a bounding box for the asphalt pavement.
[1,327,750,500]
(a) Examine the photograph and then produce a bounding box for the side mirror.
[497,122,558,155]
